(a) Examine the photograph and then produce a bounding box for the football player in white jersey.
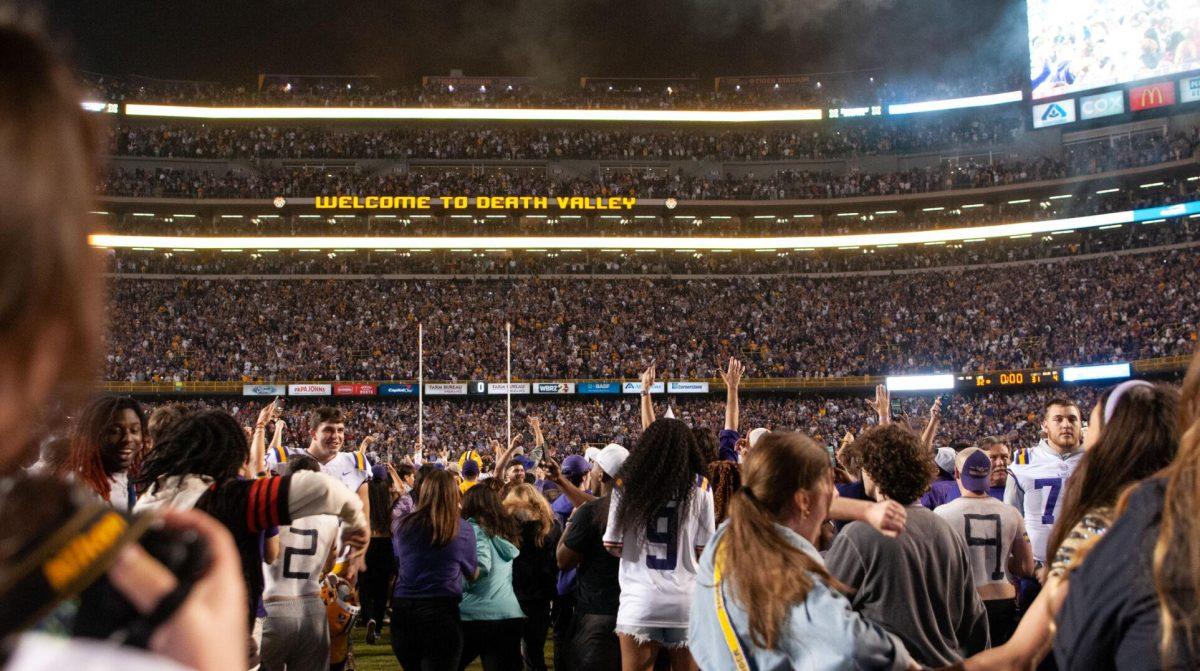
[603,418,715,671]
[1004,396,1085,565]
[261,455,341,671]
[266,407,371,554]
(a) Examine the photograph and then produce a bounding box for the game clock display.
[958,369,1062,389]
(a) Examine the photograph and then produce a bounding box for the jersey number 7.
[1033,477,1062,525]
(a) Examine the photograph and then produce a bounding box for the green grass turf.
[346,623,556,670]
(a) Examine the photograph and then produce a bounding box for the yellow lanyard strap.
[713,543,754,671]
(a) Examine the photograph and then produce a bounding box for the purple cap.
[957,448,992,493]
[561,455,590,477]
[370,464,389,482]
[461,459,480,477]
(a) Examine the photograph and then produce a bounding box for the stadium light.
[885,374,955,392]
[1062,363,1130,383]
[124,103,823,123]
[886,90,1023,115]
[89,199,1199,251]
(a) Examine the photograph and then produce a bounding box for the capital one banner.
[288,383,332,397]
[1129,82,1176,111]
[378,383,418,396]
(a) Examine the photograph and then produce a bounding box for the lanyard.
[712,542,755,671]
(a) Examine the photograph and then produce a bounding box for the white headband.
[1103,380,1155,424]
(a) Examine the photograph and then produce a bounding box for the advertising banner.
[287,383,332,396]
[426,383,468,396]
[1031,99,1076,128]
[1079,90,1124,120]
[1181,76,1200,104]
[1129,82,1176,111]
[378,383,418,396]
[488,383,531,395]
[243,384,286,397]
[533,382,575,395]
[333,383,376,396]
[622,381,666,395]
[577,382,620,395]
[467,381,487,395]
[667,381,710,394]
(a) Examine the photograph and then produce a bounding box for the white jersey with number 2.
[603,477,715,629]
[264,514,340,599]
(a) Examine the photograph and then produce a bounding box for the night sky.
[36,0,1028,87]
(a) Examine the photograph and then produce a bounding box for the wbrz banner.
[533,382,575,395]
[426,383,469,396]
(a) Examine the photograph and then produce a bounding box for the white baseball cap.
[595,443,630,478]
[748,427,771,449]
[584,446,602,463]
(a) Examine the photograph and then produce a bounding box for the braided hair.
[614,418,705,543]
[59,396,145,502]
[135,409,249,493]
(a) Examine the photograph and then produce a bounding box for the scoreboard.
[957,368,1061,390]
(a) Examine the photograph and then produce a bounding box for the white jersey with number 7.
[1004,441,1083,563]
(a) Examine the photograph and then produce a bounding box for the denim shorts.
[614,624,689,648]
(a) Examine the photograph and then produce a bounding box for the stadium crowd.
[109,116,1024,161]
[104,247,1200,383]
[4,28,1200,671]
[85,71,1025,109]
[99,127,1200,201]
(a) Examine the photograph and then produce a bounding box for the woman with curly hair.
[824,423,989,669]
[707,460,741,525]
[58,396,146,511]
[459,484,525,671]
[602,418,715,671]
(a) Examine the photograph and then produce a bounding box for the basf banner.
[288,383,332,396]
[577,382,620,395]
[378,383,418,396]
[533,382,575,395]
[622,381,666,395]
[425,383,468,396]
[487,383,531,395]
[1031,99,1076,128]
[243,384,286,396]
[667,381,710,394]
[334,383,376,396]
[1079,90,1124,120]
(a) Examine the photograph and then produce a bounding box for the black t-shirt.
[1056,478,1197,670]
[195,476,293,625]
[563,495,620,616]
[512,518,563,602]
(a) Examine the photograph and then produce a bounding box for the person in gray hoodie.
[458,482,525,671]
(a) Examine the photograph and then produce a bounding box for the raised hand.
[867,384,891,425]
[639,363,656,390]
[719,357,745,389]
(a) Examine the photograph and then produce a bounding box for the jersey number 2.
[1034,477,1063,525]
[645,504,679,571]
[283,528,319,579]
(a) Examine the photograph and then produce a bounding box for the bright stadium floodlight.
[885,374,955,392]
[886,90,1023,115]
[124,103,823,123]
[1062,362,1131,382]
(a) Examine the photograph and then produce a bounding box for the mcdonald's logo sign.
[1130,82,1176,111]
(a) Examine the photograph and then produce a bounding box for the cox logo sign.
[1080,91,1124,120]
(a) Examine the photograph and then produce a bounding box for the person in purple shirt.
[920,437,1010,509]
[717,358,745,462]
[391,469,478,671]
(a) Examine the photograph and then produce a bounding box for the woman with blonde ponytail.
[1055,345,1200,670]
[687,432,919,671]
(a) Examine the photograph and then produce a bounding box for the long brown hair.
[1154,346,1200,661]
[708,460,742,525]
[462,482,520,545]
[504,483,554,547]
[1046,382,1180,565]
[0,20,104,474]
[721,432,845,649]
[399,469,461,547]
